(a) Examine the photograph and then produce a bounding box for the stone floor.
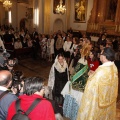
[14,57,120,120]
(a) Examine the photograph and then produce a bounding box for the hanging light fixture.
[56,0,66,14]
[3,0,12,10]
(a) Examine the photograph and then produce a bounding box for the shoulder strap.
[25,98,41,115]
[15,98,41,116]
[70,42,73,49]
[15,99,21,112]
[0,90,9,100]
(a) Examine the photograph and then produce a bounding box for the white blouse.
[63,41,72,52]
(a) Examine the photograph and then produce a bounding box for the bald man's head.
[0,70,12,86]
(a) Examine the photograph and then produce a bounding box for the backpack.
[12,98,41,120]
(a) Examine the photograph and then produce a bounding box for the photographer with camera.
[0,49,17,72]
[11,71,24,96]
[0,48,24,96]
[0,70,17,120]
[7,77,55,120]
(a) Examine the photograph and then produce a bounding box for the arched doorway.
[53,19,64,32]
[20,18,27,30]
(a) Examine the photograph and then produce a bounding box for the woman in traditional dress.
[48,53,69,105]
[61,44,90,120]
[70,45,90,91]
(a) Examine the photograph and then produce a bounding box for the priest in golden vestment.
[77,47,118,120]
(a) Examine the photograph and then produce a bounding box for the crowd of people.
[0,25,120,61]
[0,24,119,120]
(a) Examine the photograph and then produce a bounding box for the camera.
[0,47,24,95]
[11,71,24,96]
[0,48,18,69]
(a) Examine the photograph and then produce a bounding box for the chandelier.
[3,0,12,10]
[56,0,66,14]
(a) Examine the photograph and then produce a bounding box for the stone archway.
[20,18,27,30]
[53,19,64,32]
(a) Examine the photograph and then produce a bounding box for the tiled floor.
[14,57,52,84]
[14,57,120,120]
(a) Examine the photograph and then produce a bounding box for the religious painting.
[74,0,87,22]
[25,8,33,19]
[53,0,65,14]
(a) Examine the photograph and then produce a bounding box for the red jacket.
[7,94,55,120]
[87,59,99,71]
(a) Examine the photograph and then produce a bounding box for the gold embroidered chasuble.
[77,62,118,120]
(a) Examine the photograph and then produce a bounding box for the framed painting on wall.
[27,8,33,19]
[74,0,87,22]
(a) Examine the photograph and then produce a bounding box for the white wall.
[38,0,44,33]
[49,0,93,33]
[8,2,27,29]
[49,0,66,33]
[0,4,6,25]
[17,3,27,29]
[10,2,33,31]
[70,0,93,31]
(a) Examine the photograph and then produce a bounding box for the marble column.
[43,0,51,34]
[11,0,18,29]
[66,0,71,31]
[33,0,38,27]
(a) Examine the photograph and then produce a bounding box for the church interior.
[0,0,120,119]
